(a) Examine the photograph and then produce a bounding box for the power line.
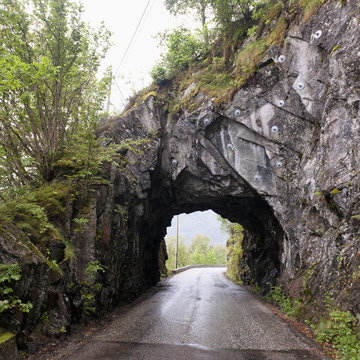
[120,0,155,69]
[113,77,127,106]
[114,0,152,77]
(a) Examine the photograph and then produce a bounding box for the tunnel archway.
[102,96,302,300]
[139,167,285,295]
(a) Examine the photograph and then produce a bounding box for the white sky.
[166,210,228,246]
[81,0,196,112]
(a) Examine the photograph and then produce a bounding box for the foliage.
[312,296,360,359]
[266,286,300,317]
[166,236,190,270]
[151,28,205,84]
[0,196,61,250]
[235,39,267,77]
[0,0,111,188]
[0,183,72,251]
[56,135,152,205]
[0,263,33,314]
[85,260,107,280]
[165,234,226,271]
[165,0,211,25]
[298,0,326,23]
[266,288,360,358]
[81,260,107,315]
[330,44,341,56]
[218,216,244,284]
[211,0,254,27]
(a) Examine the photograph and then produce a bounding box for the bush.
[0,263,33,314]
[314,298,360,359]
[266,286,299,317]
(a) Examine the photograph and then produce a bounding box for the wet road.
[64,268,324,359]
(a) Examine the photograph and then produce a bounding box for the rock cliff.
[104,0,360,321]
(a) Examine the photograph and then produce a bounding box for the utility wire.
[114,0,152,77]
[120,0,155,70]
[113,77,127,106]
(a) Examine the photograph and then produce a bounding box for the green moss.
[0,331,15,345]
[330,44,341,55]
[226,224,245,284]
[298,0,326,23]
[301,198,309,207]
[330,187,340,195]
[236,39,267,74]
[267,17,287,47]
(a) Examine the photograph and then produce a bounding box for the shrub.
[314,297,360,359]
[266,285,300,317]
[0,263,33,314]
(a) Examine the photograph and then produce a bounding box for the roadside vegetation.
[266,287,360,359]
[0,0,147,332]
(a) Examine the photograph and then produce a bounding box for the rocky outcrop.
[100,0,360,320]
[1,0,359,350]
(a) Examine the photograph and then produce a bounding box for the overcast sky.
[166,211,228,246]
[81,0,195,112]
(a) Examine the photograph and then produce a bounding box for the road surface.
[60,268,325,359]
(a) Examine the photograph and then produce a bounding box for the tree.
[211,0,253,27]
[165,0,211,46]
[165,236,190,270]
[189,234,211,264]
[0,0,111,189]
[151,27,204,83]
[165,0,211,26]
[214,244,226,265]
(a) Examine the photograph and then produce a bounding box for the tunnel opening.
[138,169,285,296]
[164,210,228,270]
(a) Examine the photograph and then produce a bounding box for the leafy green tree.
[214,243,226,264]
[165,232,226,268]
[165,0,211,27]
[165,235,190,270]
[211,0,253,27]
[0,0,111,188]
[151,27,205,84]
[165,0,212,46]
[189,234,211,264]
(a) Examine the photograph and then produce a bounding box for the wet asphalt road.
[64,268,325,359]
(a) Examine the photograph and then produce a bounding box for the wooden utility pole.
[175,215,179,269]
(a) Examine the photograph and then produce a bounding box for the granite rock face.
[0,0,359,349]
[102,0,360,319]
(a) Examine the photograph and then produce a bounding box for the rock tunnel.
[142,170,285,295]
[97,4,360,315]
[102,96,295,299]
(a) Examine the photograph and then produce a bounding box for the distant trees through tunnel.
[165,211,227,271]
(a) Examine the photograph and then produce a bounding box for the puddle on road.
[214,283,228,288]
